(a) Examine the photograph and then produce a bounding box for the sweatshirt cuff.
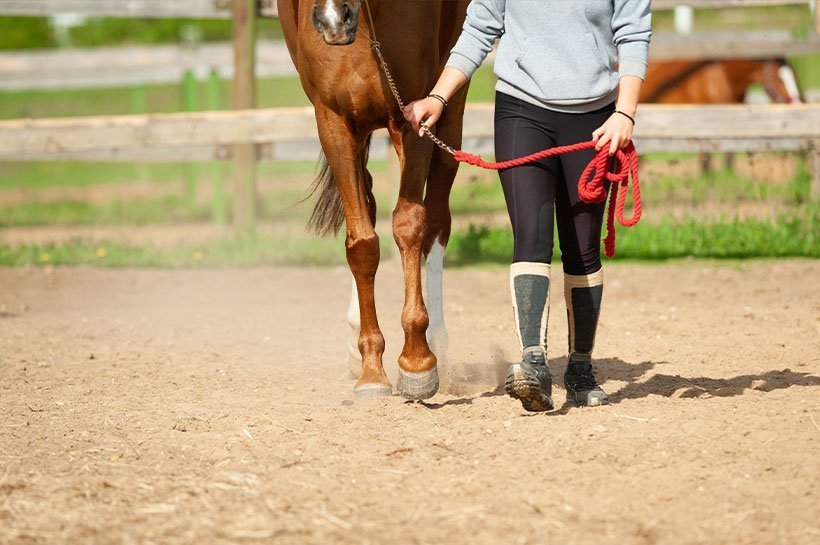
[445,52,481,80]
[618,58,648,80]
[617,40,649,80]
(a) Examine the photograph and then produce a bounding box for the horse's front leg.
[388,121,438,400]
[316,109,390,397]
[346,149,377,380]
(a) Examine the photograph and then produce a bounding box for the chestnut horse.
[641,59,803,171]
[277,0,470,399]
[641,59,803,104]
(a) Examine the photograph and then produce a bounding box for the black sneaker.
[564,358,609,407]
[505,348,554,412]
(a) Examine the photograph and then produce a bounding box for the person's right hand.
[403,97,444,137]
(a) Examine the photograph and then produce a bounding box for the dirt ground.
[1,259,819,545]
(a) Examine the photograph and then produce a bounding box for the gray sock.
[564,269,604,365]
[510,262,551,356]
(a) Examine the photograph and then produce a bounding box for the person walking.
[403,0,651,411]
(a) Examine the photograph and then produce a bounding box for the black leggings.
[494,91,614,275]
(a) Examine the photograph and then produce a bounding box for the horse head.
[311,0,361,45]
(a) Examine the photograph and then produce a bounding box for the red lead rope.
[452,140,642,258]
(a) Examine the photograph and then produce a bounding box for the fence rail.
[1,29,817,91]
[652,0,814,8]
[1,103,817,155]
[0,41,293,90]
[0,0,278,18]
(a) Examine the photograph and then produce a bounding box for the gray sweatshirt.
[446,0,652,113]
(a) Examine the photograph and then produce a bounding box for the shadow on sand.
[416,356,820,414]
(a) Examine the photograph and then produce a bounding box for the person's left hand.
[592,112,634,156]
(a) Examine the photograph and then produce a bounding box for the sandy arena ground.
[1,259,819,544]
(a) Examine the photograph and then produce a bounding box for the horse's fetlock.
[358,331,385,356]
[402,307,430,335]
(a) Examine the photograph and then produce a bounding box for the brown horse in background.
[277,0,470,399]
[641,59,803,171]
[641,59,803,104]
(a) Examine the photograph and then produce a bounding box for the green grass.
[1,158,811,228]
[445,205,819,266]
[4,206,813,268]
[0,159,371,191]
[0,74,311,120]
[0,66,501,121]
[642,160,812,206]
[788,54,820,92]
[0,196,212,227]
[0,233,394,268]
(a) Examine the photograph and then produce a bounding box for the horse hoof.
[397,367,439,400]
[353,383,392,399]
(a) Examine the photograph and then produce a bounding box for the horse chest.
[297,35,391,121]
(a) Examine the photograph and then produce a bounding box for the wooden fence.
[0,0,815,20]
[2,27,818,91]
[1,104,818,192]
[1,0,818,228]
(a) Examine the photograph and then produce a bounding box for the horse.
[640,59,803,171]
[641,59,803,104]
[277,0,470,399]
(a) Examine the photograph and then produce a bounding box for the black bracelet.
[614,110,635,125]
[427,93,448,109]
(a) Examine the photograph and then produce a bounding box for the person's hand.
[592,112,634,156]
[403,97,444,137]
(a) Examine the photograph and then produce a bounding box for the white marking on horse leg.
[425,239,448,369]
[778,65,802,104]
[346,276,362,377]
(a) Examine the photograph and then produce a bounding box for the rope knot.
[453,151,484,167]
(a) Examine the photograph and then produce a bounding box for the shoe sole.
[505,364,554,412]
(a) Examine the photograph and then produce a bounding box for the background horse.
[641,58,803,171]
[277,0,469,399]
[641,59,803,104]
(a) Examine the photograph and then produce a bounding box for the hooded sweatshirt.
[445,0,652,113]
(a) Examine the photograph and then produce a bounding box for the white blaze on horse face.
[778,65,802,103]
[346,276,362,377]
[425,240,448,367]
[324,0,343,29]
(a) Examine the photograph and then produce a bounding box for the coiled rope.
[453,141,642,258]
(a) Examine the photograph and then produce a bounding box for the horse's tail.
[307,135,372,236]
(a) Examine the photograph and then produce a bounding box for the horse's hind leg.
[389,121,439,399]
[317,109,390,397]
[423,86,468,380]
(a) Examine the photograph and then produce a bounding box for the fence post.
[182,69,199,204]
[231,0,258,236]
[129,84,148,183]
[810,141,820,201]
[207,68,227,226]
[814,0,820,35]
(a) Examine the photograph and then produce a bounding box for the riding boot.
[564,269,609,406]
[504,262,553,412]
